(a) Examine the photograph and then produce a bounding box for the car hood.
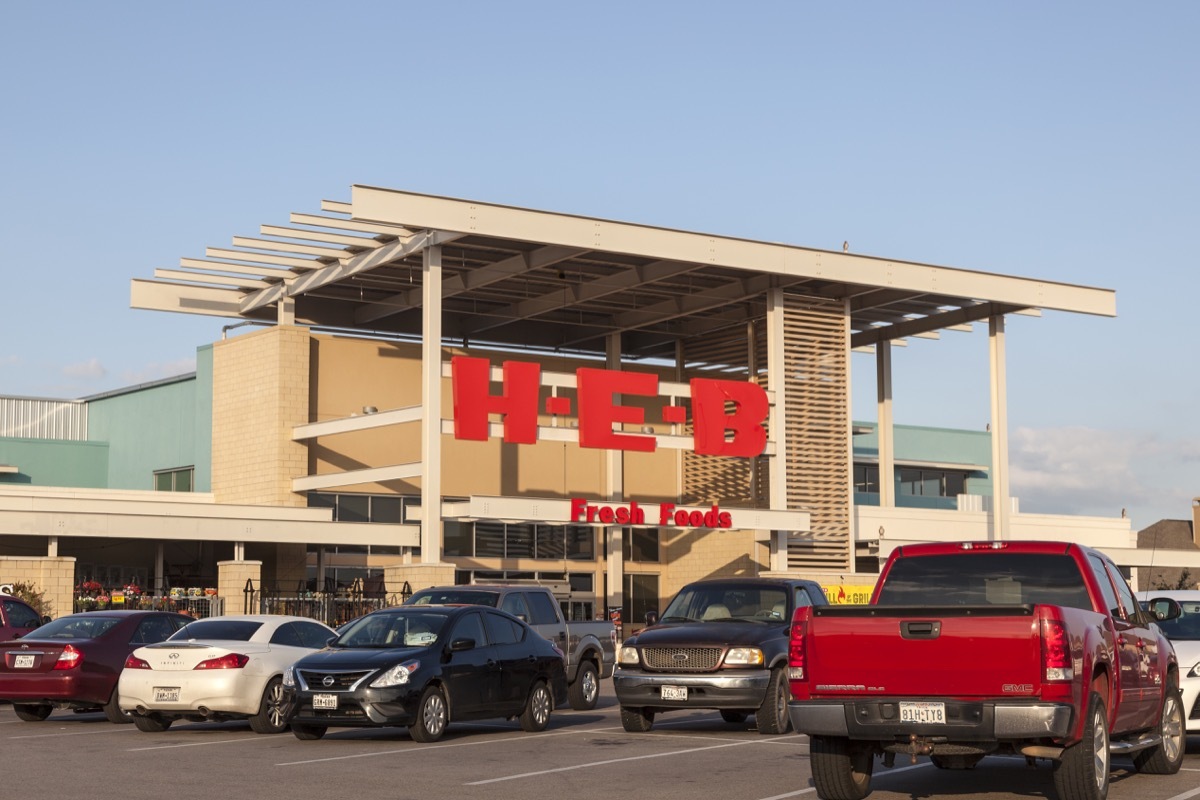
[628,621,784,648]
[1170,639,1200,668]
[294,646,426,670]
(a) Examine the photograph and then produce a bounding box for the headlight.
[1187,662,1200,679]
[723,647,764,666]
[617,646,641,665]
[370,660,420,688]
[282,666,295,687]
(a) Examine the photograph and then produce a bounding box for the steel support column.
[876,341,896,508]
[989,314,1011,539]
[421,245,444,560]
[605,333,624,619]
[766,289,788,571]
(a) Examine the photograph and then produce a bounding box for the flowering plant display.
[123,583,144,597]
[76,580,104,596]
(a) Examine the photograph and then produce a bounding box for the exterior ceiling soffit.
[240,229,464,314]
[850,302,1026,348]
[351,186,1116,317]
[354,244,589,326]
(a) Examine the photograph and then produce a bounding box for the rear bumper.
[613,669,770,709]
[0,673,109,706]
[789,699,1074,741]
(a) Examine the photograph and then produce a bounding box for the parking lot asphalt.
[5,697,1200,800]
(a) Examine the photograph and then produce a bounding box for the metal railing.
[71,593,224,618]
[244,578,411,628]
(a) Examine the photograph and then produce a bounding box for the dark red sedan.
[0,610,190,723]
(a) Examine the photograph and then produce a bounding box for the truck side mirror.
[644,610,659,626]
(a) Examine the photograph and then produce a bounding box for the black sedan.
[282,605,568,742]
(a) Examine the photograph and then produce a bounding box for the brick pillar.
[217,560,263,615]
[383,563,457,599]
[0,556,77,620]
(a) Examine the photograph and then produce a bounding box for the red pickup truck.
[787,541,1185,800]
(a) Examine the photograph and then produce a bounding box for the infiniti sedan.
[1139,589,1200,733]
[283,605,567,742]
[119,615,336,733]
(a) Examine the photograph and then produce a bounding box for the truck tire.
[810,735,873,800]
[1132,674,1185,775]
[568,660,600,710]
[620,705,654,732]
[756,666,790,734]
[1052,690,1109,800]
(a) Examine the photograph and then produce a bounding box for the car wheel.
[520,681,553,732]
[568,661,600,710]
[620,705,654,732]
[1052,690,1109,800]
[756,666,790,735]
[133,713,173,733]
[103,688,133,724]
[1132,674,1185,775]
[720,710,749,724]
[290,723,327,741]
[409,685,448,743]
[12,704,52,722]
[810,735,874,800]
[249,677,288,734]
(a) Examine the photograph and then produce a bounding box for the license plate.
[899,701,945,724]
[661,685,687,701]
[13,654,35,669]
[154,687,181,703]
[312,693,338,710]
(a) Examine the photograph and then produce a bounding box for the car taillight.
[194,653,249,670]
[53,644,83,670]
[1041,618,1073,681]
[124,654,152,670]
[788,608,810,681]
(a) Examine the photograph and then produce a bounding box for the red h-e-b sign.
[451,355,768,457]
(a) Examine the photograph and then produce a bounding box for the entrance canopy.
[130,186,1116,359]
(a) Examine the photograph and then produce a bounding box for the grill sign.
[451,356,769,457]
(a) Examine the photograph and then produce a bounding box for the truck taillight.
[788,609,809,681]
[1041,618,1073,681]
[53,644,83,670]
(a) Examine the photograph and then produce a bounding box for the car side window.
[270,623,304,647]
[450,611,488,647]
[795,588,814,609]
[525,591,560,625]
[484,610,521,645]
[1088,555,1123,619]
[501,592,531,621]
[3,599,40,628]
[133,616,177,644]
[1104,561,1143,624]
[295,621,333,648]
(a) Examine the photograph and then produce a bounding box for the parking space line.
[1164,784,1200,800]
[754,763,929,800]
[275,727,580,766]
[9,727,137,740]
[465,735,794,785]
[128,736,268,751]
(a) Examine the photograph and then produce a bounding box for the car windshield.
[1154,601,1200,642]
[25,615,121,639]
[661,586,788,623]
[406,590,499,607]
[336,611,448,648]
[169,619,263,642]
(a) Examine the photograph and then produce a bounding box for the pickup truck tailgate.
[807,605,1042,698]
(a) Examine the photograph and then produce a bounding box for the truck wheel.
[520,681,553,732]
[568,661,600,710]
[1132,674,1185,775]
[620,705,654,732]
[756,667,791,735]
[1052,691,1109,800]
[810,735,873,800]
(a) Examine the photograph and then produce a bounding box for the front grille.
[642,647,722,672]
[299,670,372,691]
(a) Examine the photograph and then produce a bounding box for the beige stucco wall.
[657,529,763,600]
[217,560,262,615]
[0,556,76,620]
[211,326,310,506]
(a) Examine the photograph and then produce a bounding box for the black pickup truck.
[613,576,828,733]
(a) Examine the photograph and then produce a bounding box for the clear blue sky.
[2,3,1196,529]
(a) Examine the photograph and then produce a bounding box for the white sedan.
[119,614,335,733]
[1137,589,1200,733]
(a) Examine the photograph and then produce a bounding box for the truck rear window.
[877,553,1094,610]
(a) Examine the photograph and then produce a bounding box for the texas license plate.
[154,687,181,703]
[899,701,945,724]
[312,693,338,710]
[13,654,35,669]
[661,685,687,701]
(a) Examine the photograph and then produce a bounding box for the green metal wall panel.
[87,377,200,491]
[0,437,109,486]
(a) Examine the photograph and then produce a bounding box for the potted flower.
[76,580,103,597]
[95,593,110,609]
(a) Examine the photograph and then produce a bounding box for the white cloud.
[119,357,196,385]
[1009,426,1200,527]
[0,355,21,367]
[62,358,107,380]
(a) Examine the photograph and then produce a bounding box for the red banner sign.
[451,356,768,457]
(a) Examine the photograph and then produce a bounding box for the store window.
[623,528,660,562]
[154,466,194,492]
[623,573,660,626]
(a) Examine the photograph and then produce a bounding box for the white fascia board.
[130,279,244,318]
[0,466,17,474]
[352,186,1116,318]
[292,464,422,492]
[445,495,809,531]
[293,406,422,440]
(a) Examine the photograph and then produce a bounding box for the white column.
[605,333,625,618]
[47,536,58,557]
[766,289,789,571]
[989,314,1011,540]
[421,244,444,561]
[876,341,896,508]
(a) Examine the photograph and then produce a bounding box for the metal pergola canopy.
[130,186,1116,360]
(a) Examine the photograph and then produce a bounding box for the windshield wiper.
[660,615,692,623]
